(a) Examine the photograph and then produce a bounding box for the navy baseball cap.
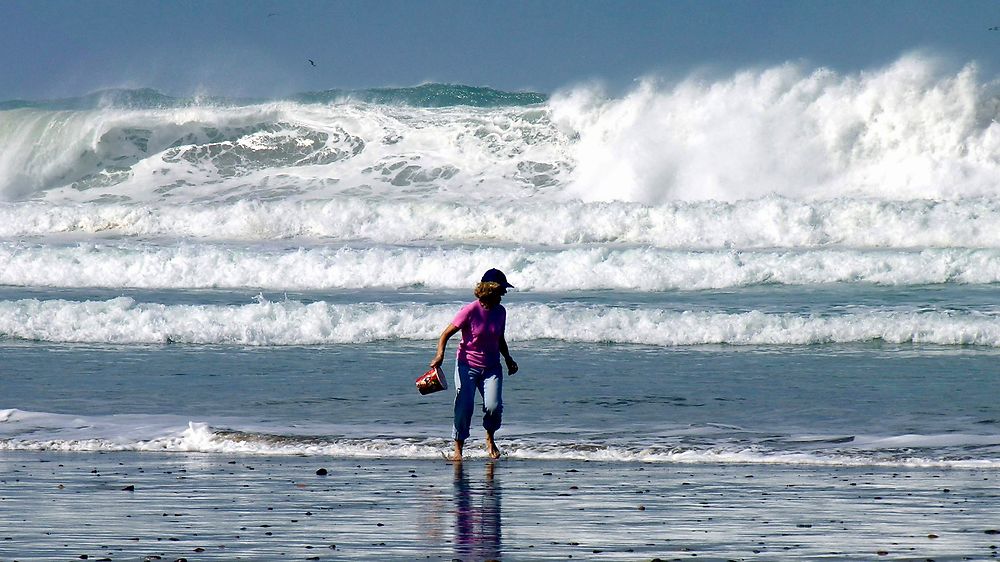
[481,268,514,288]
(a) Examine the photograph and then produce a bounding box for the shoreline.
[1,450,998,561]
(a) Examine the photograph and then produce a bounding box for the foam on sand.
[2,409,997,469]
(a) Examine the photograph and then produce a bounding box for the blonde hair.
[474,281,506,300]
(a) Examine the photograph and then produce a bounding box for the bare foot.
[451,439,464,462]
[485,434,502,459]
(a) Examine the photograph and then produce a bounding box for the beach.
[2,451,999,561]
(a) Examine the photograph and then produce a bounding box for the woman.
[431,268,518,460]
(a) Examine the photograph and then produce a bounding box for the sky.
[1,0,999,100]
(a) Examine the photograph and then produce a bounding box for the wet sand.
[1,450,999,561]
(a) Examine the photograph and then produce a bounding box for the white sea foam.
[2,55,999,205]
[1,297,999,346]
[5,197,1000,249]
[1,410,996,468]
[0,101,569,202]
[554,55,1000,203]
[6,241,1000,291]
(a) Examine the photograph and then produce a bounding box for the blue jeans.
[452,361,503,442]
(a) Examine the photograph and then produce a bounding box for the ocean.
[1,56,999,560]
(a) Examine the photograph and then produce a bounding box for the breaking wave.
[1,410,997,468]
[1,297,999,347]
[3,55,1000,204]
[5,197,1000,249]
[5,241,1000,291]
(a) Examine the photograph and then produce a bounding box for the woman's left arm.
[499,336,518,375]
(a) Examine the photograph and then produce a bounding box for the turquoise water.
[0,84,548,111]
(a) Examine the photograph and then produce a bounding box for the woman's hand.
[505,357,518,375]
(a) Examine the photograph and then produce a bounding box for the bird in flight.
[990,26,1000,31]
[308,59,316,67]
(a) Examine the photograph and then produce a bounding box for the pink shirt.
[452,300,506,368]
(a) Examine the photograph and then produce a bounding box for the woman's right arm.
[430,324,460,368]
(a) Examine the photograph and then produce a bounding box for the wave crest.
[554,55,1000,202]
[6,197,1000,249]
[1,298,999,347]
[4,55,1000,203]
[6,241,1000,291]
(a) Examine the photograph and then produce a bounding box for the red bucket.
[416,366,448,395]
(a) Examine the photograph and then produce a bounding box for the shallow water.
[1,323,998,467]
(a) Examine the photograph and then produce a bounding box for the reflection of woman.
[431,269,518,460]
[454,461,502,560]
